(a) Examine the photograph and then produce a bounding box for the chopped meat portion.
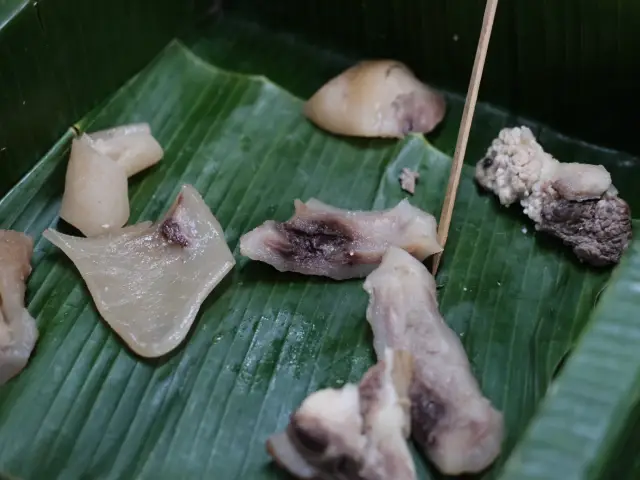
[363,247,504,475]
[475,126,632,266]
[304,60,446,139]
[267,349,417,480]
[399,168,420,194]
[0,230,38,385]
[239,198,442,280]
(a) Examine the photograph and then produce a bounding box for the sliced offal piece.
[88,123,164,178]
[304,60,446,138]
[240,198,442,280]
[60,134,130,237]
[475,126,632,266]
[0,230,38,385]
[267,349,416,480]
[363,247,504,475]
[59,124,164,238]
[44,185,235,358]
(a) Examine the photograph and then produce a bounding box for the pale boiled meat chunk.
[363,247,504,475]
[59,123,164,238]
[0,230,38,385]
[59,134,130,237]
[304,60,446,138]
[240,198,442,280]
[267,349,416,480]
[44,184,235,358]
[88,122,164,178]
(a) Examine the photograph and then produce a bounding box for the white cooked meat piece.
[267,349,416,480]
[304,60,446,138]
[240,198,442,280]
[88,122,164,178]
[475,126,632,266]
[363,247,504,475]
[0,230,38,385]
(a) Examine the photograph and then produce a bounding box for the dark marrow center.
[273,218,358,265]
[409,382,447,448]
[289,418,364,479]
[160,218,190,247]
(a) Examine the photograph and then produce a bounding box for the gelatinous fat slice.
[44,185,235,358]
[60,134,130,237]
[240,198,442,280]
[0,230,38,385]
[267,349,416,480]
[304,60,446,138]
[88,123,164,178]
[363,247,504,475]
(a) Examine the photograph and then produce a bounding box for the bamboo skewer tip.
[431,0,499,276]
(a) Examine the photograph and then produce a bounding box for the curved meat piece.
[240,198,442,280]
[0,230,38,385]
[399,168,420,195]
[267,349,416,480]
[538,192,632,266]
[60,134,130,237]
[363,247,504,475]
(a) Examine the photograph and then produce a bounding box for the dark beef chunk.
[538,195,632,266]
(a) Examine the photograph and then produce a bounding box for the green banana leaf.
[0,7,639,480]
[501,222,640,480]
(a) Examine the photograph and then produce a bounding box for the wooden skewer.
[431,0,500,275]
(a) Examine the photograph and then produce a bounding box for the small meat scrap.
[475,126,632,266]
[399,168,420,194]
[266,349,417,480]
